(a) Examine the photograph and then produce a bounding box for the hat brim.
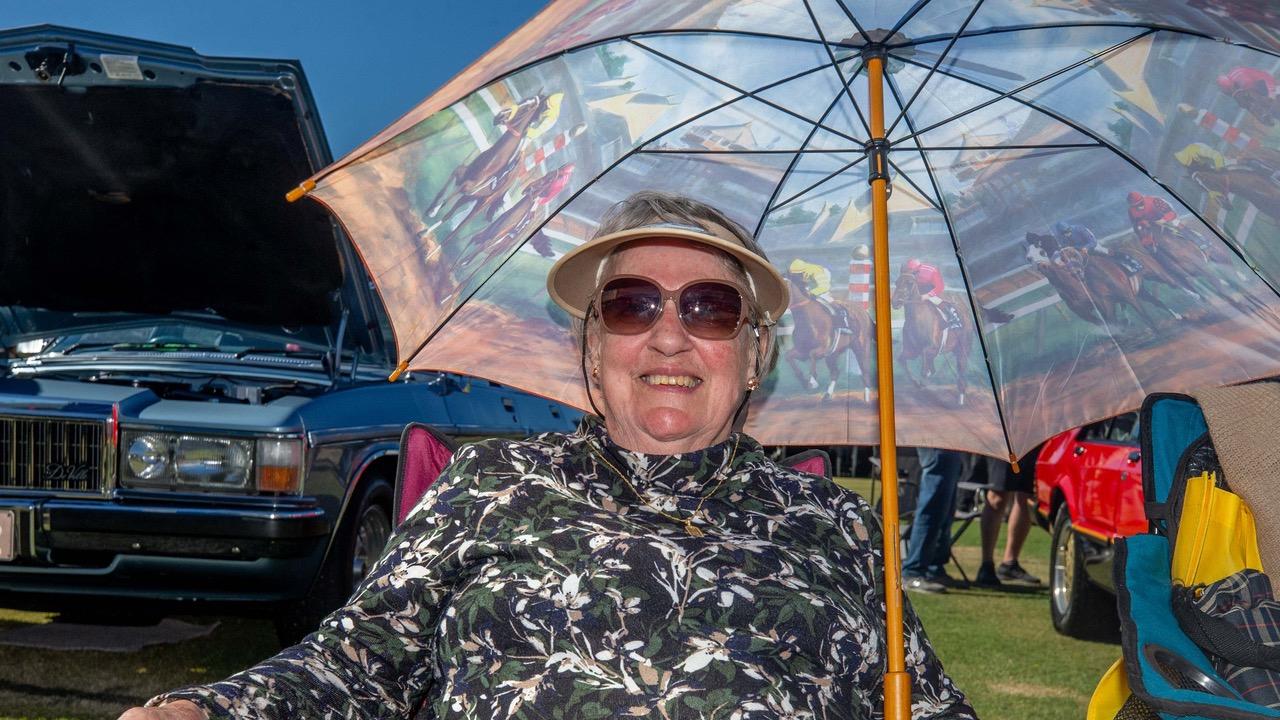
[546,226,790,324]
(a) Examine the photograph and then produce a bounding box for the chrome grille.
[0,416,107,492]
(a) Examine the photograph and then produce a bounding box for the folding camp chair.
[1090,387,1280,719]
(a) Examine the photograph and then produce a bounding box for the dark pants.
[903,448,963,578]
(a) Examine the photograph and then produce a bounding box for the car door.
[1081,413,1141,539]
[1075,419,1118,538]
[1108,413,1147,538]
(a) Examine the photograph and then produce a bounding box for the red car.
[1034,412,1144,638]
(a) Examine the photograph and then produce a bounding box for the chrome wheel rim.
[1052,523,1074,616]
[351,504,392,589]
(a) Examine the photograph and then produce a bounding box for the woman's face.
[591,239,760,454]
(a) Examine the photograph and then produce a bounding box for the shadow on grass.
[0,676,138,706]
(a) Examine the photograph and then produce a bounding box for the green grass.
[836,476,1119,720]
[916,523,1118,719]
[0,480,1119,719]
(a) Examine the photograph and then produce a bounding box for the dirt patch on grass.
[988,680,1086,701]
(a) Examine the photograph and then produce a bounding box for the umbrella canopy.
[294,0,1280,462]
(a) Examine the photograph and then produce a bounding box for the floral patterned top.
[153,418,974,719]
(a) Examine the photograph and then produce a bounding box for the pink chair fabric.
[393,424,456,525]
[782,449,831,479]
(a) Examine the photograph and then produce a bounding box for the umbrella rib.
[768,155,868,214]
[884,156,942,212]
[752,74,859,237]
[885,0,988,139]
[633,60,843,158]
[883,73,1021,463]
[628,39,866,145]
[890,21,1280,60]
[640,148,862,154]
[799,0,874,139]
[893,29,1153,146]
[911,143,1099,151]
[889,0,943,38]
[893,52,1280,303]
[827,0,874,46]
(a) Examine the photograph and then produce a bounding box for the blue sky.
[0,0,548,156]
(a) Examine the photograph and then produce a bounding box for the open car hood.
[0,26,386,357]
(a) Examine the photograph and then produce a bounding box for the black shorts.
[984,445,1041,494]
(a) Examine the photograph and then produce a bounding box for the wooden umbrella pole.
[866,52,911,720]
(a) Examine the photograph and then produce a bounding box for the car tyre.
[274,475,393,646]
[1049,506,1117,640]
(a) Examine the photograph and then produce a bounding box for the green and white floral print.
[153,417,974,719]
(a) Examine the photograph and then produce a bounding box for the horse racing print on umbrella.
[296,0,1280,461]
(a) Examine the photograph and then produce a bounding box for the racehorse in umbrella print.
[782,273,873,402]
[1185,163,1280,226]
[454,163,576,269]
[890,271,971,406]
[1024,231,1178,331]
[426,92,565,235]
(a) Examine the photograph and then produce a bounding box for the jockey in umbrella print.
[903,258,963,330]
[1216,66,1280,126]
[1175,142,1280,225]
[1127,190,1183,252]
[787,257,852,331]
[1053,220,1105,255]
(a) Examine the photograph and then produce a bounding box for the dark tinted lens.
[679,282,743,339]
[599,277,662,334]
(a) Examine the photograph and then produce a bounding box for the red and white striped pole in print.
[848,244,871,308]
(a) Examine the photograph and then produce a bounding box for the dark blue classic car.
[0,26,579,643]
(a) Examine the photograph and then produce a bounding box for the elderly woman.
[123,192,974,719]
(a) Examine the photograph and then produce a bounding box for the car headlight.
[173,436,252,489]
[121,431,302,494]
[127,435,169,480]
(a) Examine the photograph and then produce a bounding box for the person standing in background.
[903,448,967,593]
[975,445,1044,588]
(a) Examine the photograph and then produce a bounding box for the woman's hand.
[117,700,208,720]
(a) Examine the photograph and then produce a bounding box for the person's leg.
[980,488,1009,566]
[925,450,962,577]
[997,445,1045,585]
[976,488,1007,587]
[1002,491,1033,564]
[903,448,948,592]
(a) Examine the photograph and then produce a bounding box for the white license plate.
[0,510,13,561]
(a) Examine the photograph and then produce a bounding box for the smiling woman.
[123,192,975,720]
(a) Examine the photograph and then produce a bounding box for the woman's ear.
[584,316,603,387]
[751,325,769,379]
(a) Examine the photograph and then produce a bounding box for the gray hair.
[579,191,779,378]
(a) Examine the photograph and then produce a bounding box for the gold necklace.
[590,435,740,537]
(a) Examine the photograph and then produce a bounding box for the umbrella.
[287,2,1280,715]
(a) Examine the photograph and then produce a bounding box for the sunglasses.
[596,275,753,340]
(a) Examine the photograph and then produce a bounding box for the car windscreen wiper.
[59,341,220,355]
[232,347,327,359]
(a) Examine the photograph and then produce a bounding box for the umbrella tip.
[285,180,317,203]
[388,360,410,382]
[1009,453,1021,475]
